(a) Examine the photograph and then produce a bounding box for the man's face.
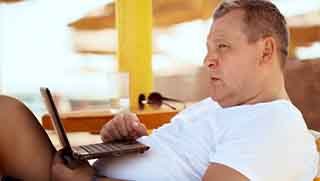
[204,10,264,107]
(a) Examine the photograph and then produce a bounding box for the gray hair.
[214,0,289,68]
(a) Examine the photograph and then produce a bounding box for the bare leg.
[0,95,56,180]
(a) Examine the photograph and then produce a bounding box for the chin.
[209,94,222,104]
[210,94,237,108]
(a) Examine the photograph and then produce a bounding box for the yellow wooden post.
[116,0,153,110]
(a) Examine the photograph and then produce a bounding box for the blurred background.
[1,0,320,119]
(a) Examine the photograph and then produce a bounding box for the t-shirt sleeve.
[209,137,260,180]
[208,102,318,181]
[208,107,277,181]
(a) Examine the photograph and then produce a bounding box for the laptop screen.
[40,87,72,151]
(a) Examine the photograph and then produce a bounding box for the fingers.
[100,112,147,142]
[100,127,112,143]
[100,114,123,142]
[108,118,122,140]
[100,123,117,143]
[116,113,129,137]
[125,112,147,137]
[123,112,148,137]
[124,113,139,137]
[131,121,148,137]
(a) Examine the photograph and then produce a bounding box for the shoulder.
[174,97,221,121]
[182,97,220,114]
[214,99,303,131]
[210,100,318,180]
[212,99,311,157]
[147,97,220,137]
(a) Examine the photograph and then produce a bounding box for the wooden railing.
[42,107,179,133]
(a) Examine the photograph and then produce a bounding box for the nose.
[204,54,219,69]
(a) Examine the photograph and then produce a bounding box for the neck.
[245,69,289,105]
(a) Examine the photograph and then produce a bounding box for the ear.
[259,36,276,65]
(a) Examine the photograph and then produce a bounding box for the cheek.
[221,60,254,89]
[219,48,258,83]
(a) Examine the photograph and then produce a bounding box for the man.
[0,0,318,180]
[51,0,318,180]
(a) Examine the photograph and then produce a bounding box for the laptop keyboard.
[78,141,141,154]
[71,140,150,159]
[80,143,118,153]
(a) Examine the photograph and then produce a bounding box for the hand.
[100,112,148,142]
[51,151,95,181]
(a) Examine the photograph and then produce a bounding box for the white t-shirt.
[94,98,318,181]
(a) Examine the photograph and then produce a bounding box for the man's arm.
[202,163,249,181]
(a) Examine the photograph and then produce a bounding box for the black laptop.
[40,87,149,161]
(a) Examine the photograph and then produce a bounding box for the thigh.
[0,96,56,180]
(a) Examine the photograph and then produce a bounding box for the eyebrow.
[207,36,228,47]
[208,31,228,41]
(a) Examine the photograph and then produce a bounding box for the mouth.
[211,77,220,81]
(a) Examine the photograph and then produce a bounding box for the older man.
[0,0,318,180]
[52,0,319,180]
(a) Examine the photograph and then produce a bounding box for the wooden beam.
[199,0,221,19]
[0,0,22,3]
[41,108,179,133]
[290,26,320,47]
[70,16,115,30]
[76,50,116,55]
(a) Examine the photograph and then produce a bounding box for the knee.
[0,95,28,115]
[0,95,24,107]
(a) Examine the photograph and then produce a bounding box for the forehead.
[208,9,247,41]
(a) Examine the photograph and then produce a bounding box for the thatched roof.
[289,11,320,46]
[69,1,320,55]
[69,0,220,30]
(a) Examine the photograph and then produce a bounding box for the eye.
[218,44,228,49]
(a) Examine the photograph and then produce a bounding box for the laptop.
[40,87,150,161]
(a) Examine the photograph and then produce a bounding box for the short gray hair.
[214,0,289,68]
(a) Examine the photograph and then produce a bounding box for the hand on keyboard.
[100,112,148,143]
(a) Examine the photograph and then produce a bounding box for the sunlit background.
[1,0,320,117]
